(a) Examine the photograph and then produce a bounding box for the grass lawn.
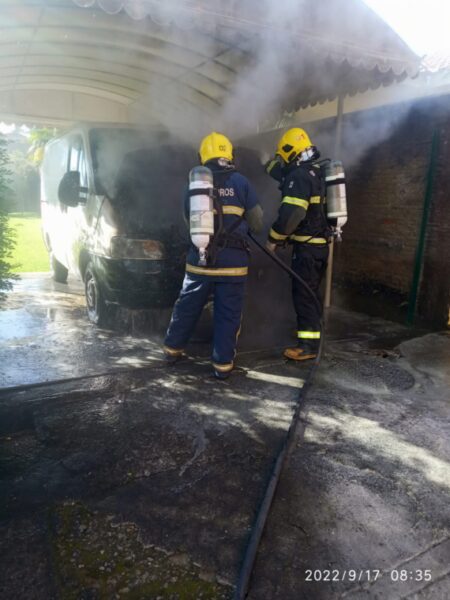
[8,213,49,273]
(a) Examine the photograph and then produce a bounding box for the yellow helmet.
[199,132,233,164]
[276,127,313,163]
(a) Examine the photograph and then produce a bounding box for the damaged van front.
[41,124,194,326]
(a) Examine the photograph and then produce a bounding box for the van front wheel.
[50,253,68,283]
[84,263,111,327]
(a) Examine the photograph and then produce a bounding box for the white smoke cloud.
[67,1,420,167]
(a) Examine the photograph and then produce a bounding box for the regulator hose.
[234,233,325,600]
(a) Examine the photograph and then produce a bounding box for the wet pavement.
[0,275,449,599]
[0,274,168,388]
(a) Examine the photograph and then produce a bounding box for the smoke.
[120,0,419,168]
[90,126,196,230]
[3,0,420,168]
[128,0,316,140]
[334,103,414,168]
[219,0,310,136]
[56,0,421,248]
[49,0,420,218]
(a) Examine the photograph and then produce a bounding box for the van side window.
[68,136,88,188]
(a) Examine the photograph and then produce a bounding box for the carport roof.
[0,0,420,128]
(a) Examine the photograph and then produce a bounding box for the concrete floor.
[0,274,168,389]
[0,275,449,599]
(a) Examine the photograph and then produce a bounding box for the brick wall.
[333,96,450,327]
[334,108,429,292]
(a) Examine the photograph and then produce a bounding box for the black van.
[41,124,195,325]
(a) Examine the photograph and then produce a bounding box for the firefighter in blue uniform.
[266,127,329,361]
[164,132,263,379]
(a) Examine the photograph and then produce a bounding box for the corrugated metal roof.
[0,0,420,129]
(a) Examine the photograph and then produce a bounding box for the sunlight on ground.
[308,410,450,489]
[245,369,304,388]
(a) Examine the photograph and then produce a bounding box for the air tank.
[324,160,347,241]
[189,166,214,266]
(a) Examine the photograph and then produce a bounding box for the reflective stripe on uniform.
[297,331,321,339]
[212,361,234,372]
[290,235,328,244]
[269,228,288,240]
[163,345,184,355]
[310,196,321,204]
[282,196,309,210]
[222,205,245,216]
[186,264,248,277]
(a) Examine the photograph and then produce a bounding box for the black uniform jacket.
[268,159,329,246]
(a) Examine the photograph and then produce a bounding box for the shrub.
[0,134,17,301]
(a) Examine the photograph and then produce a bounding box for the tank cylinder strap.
[326,177,346,186]
[188,188,213,197]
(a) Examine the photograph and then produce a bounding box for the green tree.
[28,127,57,165]
[0,134,17,301]
[9,149,34,213]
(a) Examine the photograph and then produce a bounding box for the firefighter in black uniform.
[265,128,329,361]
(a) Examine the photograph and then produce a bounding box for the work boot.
[213,369,231,380]
[212,362,233,380]
[283,347,317,361]
[163,345,184,364]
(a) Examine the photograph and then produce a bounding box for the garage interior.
[1,1,449,599]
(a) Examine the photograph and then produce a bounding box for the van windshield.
[111,144,196,236]
[89,128,165,197]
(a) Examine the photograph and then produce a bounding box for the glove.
[264,155,284,182]
[266,241,277,253]
[264,155,278,172]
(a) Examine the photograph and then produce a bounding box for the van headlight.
[110,236,164,260]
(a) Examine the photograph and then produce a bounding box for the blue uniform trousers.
[164,274,245,371]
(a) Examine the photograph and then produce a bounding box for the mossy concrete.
[50,502,229,599]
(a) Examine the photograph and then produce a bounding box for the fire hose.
[234,232,325,600]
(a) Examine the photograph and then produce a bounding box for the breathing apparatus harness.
[211,166,249,263]
[269,151,347,246]
[274,155,332,246]
[297,159,333,246]
[188,161,248,267]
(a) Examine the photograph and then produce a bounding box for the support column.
[324,93,345,308]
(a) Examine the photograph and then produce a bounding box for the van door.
[64,134,90,275]
[41,136,70,268]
